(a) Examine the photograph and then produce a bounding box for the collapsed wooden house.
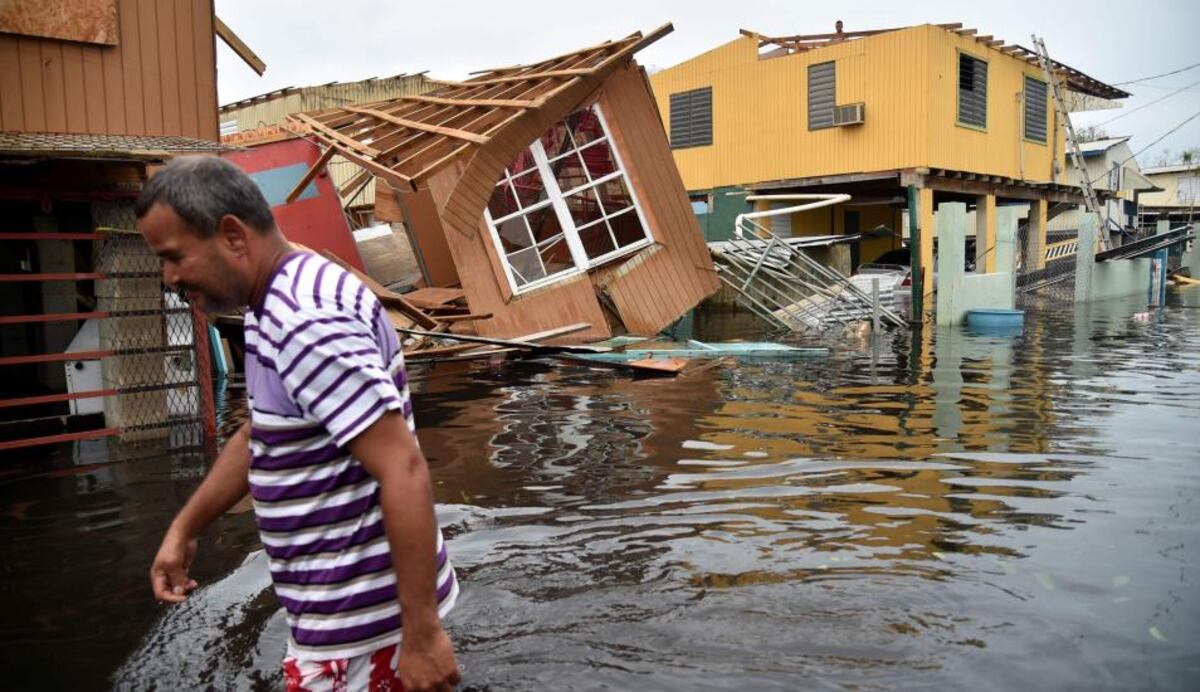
[293,24,720,342]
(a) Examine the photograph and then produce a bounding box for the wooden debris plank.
[286,145,336,203]
[436,312,493,323]
[319,249,440,329]
[403,342,479,359]
[215,16,266,76]
[392,323,607,353]
[401,287,467,310]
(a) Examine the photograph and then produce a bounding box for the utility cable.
[1113,60,1200,86]
[1097,76,1200,126]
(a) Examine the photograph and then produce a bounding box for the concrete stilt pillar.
[975,194,997,273]
[919,187,935,316]
[1024,198,1048,271]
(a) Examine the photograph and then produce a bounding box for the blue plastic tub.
[965,308,1025,330]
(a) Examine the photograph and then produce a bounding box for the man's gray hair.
[135,155,275,237]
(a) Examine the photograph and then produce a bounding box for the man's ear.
[216,214,250,256]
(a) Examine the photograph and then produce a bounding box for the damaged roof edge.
[292,24,673,188]
[741,23,1129,100]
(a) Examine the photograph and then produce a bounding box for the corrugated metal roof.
[0,132,232,160]
[1079,136,1130,153]
[219,73,429,113]
[1143,163,1200,175]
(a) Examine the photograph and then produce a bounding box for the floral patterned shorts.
[283,643,403,692]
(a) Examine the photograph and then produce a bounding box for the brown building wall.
[596,63,721,334]
[0,0,217,140]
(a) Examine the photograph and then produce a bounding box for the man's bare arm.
[350,411,460,692]
[150,421,252,602]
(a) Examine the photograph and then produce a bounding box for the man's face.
[138,203,251,314]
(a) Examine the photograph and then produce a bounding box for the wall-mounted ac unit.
[833,103,865,126]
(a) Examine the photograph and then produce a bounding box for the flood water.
[2,292,1199,691]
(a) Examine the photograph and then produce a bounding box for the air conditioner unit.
[833,103,865,126]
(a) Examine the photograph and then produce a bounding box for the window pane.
[525,204,563,245]
[495,215,533,254]
[509,148,537,175]
[488,181,519,220]
[538,234,575,276]
[593,174,633,216]
[580,140,617,181]
[539,120,572,159]
[609,208,647,249]
[548,152,589,193]
[577,221,616,260]
[567,107,605,148]
[510,168,548,209]
[507,246,546,286]
[564,187,604,228]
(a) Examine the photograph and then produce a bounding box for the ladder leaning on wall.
[1031,34,1110,252]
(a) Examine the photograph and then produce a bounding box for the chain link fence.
[92,202,212,447]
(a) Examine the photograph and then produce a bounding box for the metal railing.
[710,194,908,332]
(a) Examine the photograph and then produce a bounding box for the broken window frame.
[483,103,654,296]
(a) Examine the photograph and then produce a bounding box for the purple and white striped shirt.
[243,252,457,661]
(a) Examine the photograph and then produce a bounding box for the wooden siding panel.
[0,0,214,139]
[61,44,89,133]
[192,0,217,140]
[0,39,24,130]
[175,0,199,137]
[137,0,163,135]
[100,24,126,133]
[599,63,720,334]
[81,46,108,132]
[601,81,685,322]
[39,42,69,132]
[17,39,46,130]
[118,0,145,134]
[156,0,181,135]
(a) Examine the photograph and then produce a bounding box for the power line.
[1097,76,1200,126]
[1113,60,1200,86]
[1121,107,1200,168]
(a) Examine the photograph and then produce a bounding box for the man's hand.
[148,421,252,604]
[399,627,461,692]
[150,529,199,603]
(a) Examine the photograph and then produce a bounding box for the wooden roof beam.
[463,68,598,86]
[346,107,489,145]
[403,94,536,109]
[290,113,381,157]
[215,16,266,76]
[322,143,412,189]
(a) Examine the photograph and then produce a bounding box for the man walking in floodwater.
[140,156,460,691]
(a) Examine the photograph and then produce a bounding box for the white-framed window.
[483,103,653,295]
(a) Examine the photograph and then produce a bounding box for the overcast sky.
[214,0,1200,166]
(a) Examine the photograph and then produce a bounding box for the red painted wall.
[222,138,365,270]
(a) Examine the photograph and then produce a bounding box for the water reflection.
[4,294,1198,690]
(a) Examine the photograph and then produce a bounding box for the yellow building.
[1139,163,1200,228]
[650,22,1128,312]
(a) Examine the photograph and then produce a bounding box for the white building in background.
[1139,162,1200,229]
[1048,137,1160,236]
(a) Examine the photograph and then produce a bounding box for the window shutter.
[957,53,988,128]
[1024,76,1048,142]
[669,87,713,149]
[808,61,836,130]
